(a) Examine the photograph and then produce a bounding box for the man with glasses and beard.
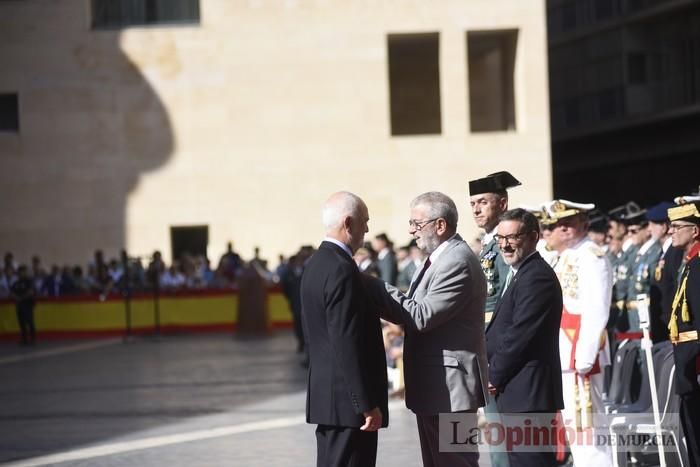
[468,171,521,467]
[365,191,488,467]
[485,209,564,466]
[544,200,613,467]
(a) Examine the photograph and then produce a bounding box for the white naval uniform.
[537,238,559,267]
[554,237,613,467]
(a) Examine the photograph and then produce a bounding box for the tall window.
[92,0,200,29]
[0,93,19,132]
[387,33,442,136]
[467,30,518,132]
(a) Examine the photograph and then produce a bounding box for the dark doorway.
[170,225,208,261]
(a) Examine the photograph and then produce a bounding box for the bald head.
[322,191,369,253]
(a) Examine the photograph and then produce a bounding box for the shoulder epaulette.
[588,244,605,257]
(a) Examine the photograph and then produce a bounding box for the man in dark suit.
[486,208,564,467]
[301,191,388,467]
[372,233,398,285]
[366,191,488,467]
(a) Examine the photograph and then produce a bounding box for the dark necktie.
[408,258,431,298]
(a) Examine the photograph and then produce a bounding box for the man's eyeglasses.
[670,223,696,231]
[408,218,438,231]
[494,231,531,245]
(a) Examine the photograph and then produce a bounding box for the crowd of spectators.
[3,235,415,396]
[0,242,289,300]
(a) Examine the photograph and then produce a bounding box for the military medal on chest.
[481,251,498,296]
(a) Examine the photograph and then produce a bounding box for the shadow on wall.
[0,1,174,264]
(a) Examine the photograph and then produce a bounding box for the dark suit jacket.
[301,241,389,428]
[376,250,398,286]
[671,252,700,396]
[485,252,565,412]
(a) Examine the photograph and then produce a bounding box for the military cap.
[668,201,700,225]
[543,199,595,221]
[469,171,521,196]
[674,193,700,205]
[608,201,642,222]
[375,233,390,243]
[623,210,648,226]
[588,209,609,233]
[645,201,675,223]
[519,204,545,220]
[520,204,558,226]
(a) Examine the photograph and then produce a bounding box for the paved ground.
[0,332,446,467]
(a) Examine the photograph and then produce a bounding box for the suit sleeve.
[383,257,475,333]
[325,264,374,414]
[361,273,408,325]
[489,269,561,390]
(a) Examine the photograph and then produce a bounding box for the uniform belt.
[626,301,638,310]
[671,330,699,345]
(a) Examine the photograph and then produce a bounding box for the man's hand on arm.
[360,407,383,432]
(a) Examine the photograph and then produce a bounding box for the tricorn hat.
[468,171,521,196]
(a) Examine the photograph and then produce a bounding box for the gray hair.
[322,191,365,231]
[410,192,459,231]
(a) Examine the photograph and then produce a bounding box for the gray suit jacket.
[368,234,489,415]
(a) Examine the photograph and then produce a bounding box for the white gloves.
[575,361,594,375]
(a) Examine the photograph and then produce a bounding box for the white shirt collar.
[429,233,458,263]
[359,258,373,271]
[323,237,353,258]
[378,247,390,260]
[622,237,634,252]
[662,237,673,254]
[482,228,496,246]
[638,238,656,256]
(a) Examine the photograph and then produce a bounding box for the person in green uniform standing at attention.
[614,208,647,334]
[626,202,674,334]
[469,171,521,324]
[468,171,521,467]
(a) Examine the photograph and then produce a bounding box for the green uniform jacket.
[614,244,640,306]
[627,241,663,299]
[480,237,509,315]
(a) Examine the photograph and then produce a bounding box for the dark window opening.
[594,0,617,21]
[170,225,208,263]
[598,87,621,120]
[91,0,200,29]
[628,53,648,85]
[0,93,19,132]
[564,99,580,128]
[387,32,442,136]
[467,30,518,132]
